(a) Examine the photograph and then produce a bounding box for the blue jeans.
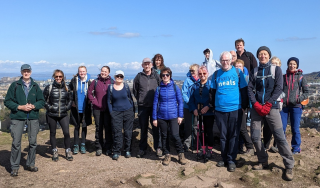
[280,107,302,153]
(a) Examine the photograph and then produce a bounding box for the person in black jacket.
[235,38,257,73]
[43,69,73,161]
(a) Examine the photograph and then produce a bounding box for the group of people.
[5,39,308,181]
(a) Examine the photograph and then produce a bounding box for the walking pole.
[191,114,194,153]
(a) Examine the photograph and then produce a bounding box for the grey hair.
[220,51,232,61]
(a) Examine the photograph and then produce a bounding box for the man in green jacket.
[4,64,45,177]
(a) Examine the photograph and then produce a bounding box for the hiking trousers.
[10,119,39,170]
[239,109,254,149]
[93,109,113,151]
[251,108,294,169]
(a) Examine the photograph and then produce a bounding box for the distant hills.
[304,71,320,83]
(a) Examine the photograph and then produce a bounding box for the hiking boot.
[245,148,255,156]
[269,146,279,153]
[96,149,102,156]
[125,151,131,158]
[112,154,119,161]
[52,148,59,162]
[80,143,86,154]
[136,150,145,158]
[216,161,227,167]
[285,168,293,181]
[66,148,73,161]
[163,154,171,166]
[178,153,187,165]
[10,169,18,177]
[156,148,163,157]
[252,162,269,170]
[106,150,112,156]
[227,163,236,172]
[73,145,79,155]
[26,166,38,172]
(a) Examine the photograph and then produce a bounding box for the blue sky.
[0,0,319,76]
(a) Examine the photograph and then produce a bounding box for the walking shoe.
[52,148,59,162]
[245,148,255,156]
[156,148,163,157]
[96,149,102,156]
[112,154,119,160]
[136,150,145,158]
[292,148,301,155]
[285,168,293,181]
[73,145,79,155]
[252,162,269,170]
[178,153,187,165]
[227,163,236,172]
[269,146,279,153]
[163,154,171,166]
[66,148,73,161]
[125,151,131,158]
[10,169,18,177]
[106,150,112,156]
[26,166,38,172]
[80,143,86,154]
[216,161,227,167]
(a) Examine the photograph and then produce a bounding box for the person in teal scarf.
[152,53,166,74]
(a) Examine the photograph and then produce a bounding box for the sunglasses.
[116,75,124,78]
[199,73,207,76]
[161,74,170,78]
[189,70,196,73]
[55,76,63,78]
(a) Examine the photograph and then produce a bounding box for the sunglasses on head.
[161,73,170,78]
[116,75,124,78]
[55,76,63,78]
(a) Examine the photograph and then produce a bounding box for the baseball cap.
[114,70,125,77]
[21,64,32,71]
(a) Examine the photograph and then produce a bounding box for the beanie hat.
[287,57,299,68]
[256,46,272,58]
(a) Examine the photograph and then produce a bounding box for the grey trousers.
[10,119,39,170]
[250,108,294,169]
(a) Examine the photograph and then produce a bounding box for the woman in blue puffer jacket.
[152,67,186,166]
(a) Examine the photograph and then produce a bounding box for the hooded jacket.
[87,74,113,111]
[4,77,45,120]
[189,80,214,116]
[152,79,184,120]
[248,62,283,109]
[282,69,309,108]
[69,74,93,127]
[203,49,221,80]
[182,72,199,108]
[133,69,160,107]
[43,80,73,117]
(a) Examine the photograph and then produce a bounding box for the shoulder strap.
[47,84,53,103]
[94,78,98,91]
[214,71,218,85]
[235,68,240,87]
[245,52,251,61]
[109,84,113,104]
[299,74,303,93]
[253,67,259,80]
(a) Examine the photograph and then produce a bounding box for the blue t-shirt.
[211,66,247,112]
[111,86,132,112]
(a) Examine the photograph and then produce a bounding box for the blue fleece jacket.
[182,72,199,109]
[77,73,91,113]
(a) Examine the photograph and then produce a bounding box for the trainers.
[285,168,293,181]
[269,146,279,153]
[227,163,236,172]
[163,154,171,166]
[106,150,112,156]
[52,148,59,162]
[112,154,119,160]
[96,149,102,156]
[178,153,187,165]
[80,143,86,154]
[156,148,163,157]
[125,151,131,158]
[10,169,18,177]
[245,148,255,156]
[73,145,79,155]
[66,148,73,161]
[216,161,227,167]
[26,166,38,172]
[136,150,145,158]
[292,148,301,155]
[252,162,269,170]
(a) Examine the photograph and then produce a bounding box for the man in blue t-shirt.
[211,51,249,172]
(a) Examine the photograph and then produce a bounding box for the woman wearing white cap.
[107,70,135,160]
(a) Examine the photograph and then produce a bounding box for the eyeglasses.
[55,76,63,78]
[189,70,196,73]
[161,74,170,78]
[199,73,207,76]
[116,75,124,79]
[221,60,230,63]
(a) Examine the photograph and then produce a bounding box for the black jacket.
[43,80,72,117]
[133,69,161,107]
[237,50,258,73]
[248,62,283,109]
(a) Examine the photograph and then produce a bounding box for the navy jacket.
[189,80,214,116]
[152,79,184,120]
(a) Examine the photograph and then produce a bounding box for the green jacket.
[4,77,45,120]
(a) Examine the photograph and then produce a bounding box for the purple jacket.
[88,75,113,111]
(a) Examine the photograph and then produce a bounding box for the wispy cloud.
[171,62,190,73]
[276,37,317,42]
[33,60,49,65]
[89,27,140,39]
[123,62,141,70]
[108,26,117,30]
[0,60,24,65]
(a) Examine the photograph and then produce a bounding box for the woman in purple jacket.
[152,67,186,166]
[88,66,114,156]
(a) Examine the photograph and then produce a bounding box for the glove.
[261,102,272,116]
[253,102,264,116]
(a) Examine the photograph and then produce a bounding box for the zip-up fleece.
[282,69,309,108]
[188,80,214,116]
[87,75,113,111]
[248,62,283,109]
[4,77,45,120]
[182,72,199,109]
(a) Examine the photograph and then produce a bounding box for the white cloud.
[89,28,140,38]
[171,62,190,73]
[63,62,85,68]
[106,62,122,69]
[0,60,24,65]
[123,62,141,70]
[33,60,49,65]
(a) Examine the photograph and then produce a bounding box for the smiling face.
[189,66,198,77]
[205,52,210,59]
[161,71,170,83]
[100,67,109,79]
[54,71,63,84]
[288,60,297,71]
[220,54,232,71]
[258,50,270,64]
[234,63,244,72]
[78,67,87,80]
[142,61,152,73]
[198,69,208,82]
[21,69,31,80]
[114,74,124,83]
[236,42,244,53]
[271,60,280,67]
[155,58,162,68]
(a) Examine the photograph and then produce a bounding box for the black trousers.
[74,113,87,145]
[138,106,162,151]
[198,115,215,148]
[93,109,113,151]
[239,109,254,149]
[47,115,70,149]
[110,108,134,154]
[158,118,184,155]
